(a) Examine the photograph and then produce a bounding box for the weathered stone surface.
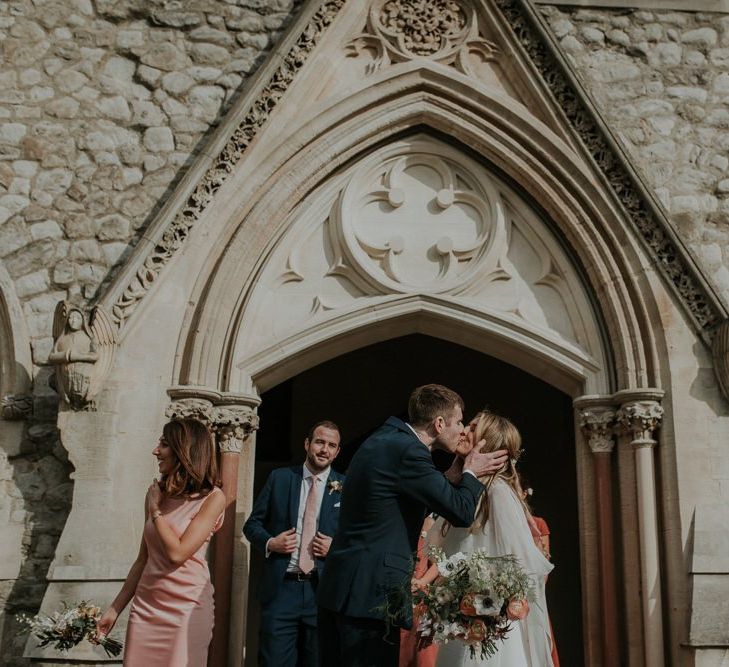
[140,43,191,71]
[543,5,729,304]
[143,126,174,152]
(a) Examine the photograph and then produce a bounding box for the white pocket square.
[334,502,341,508]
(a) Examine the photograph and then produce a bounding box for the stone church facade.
[1,1,728,666]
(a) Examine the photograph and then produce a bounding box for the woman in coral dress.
[399,514,440,667]
[97,418,226,666]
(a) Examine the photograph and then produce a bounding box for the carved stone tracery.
[347,0,498,75]
[380,0,467,56]
[331,145,501,294]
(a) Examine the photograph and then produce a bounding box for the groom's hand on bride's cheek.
[464,448,508,476]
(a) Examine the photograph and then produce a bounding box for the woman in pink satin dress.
[97,419,226,666]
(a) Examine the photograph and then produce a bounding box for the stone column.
[209,405,257,667]
[616,391,665,667]
[575,397,619,667]
[166,392,259,667]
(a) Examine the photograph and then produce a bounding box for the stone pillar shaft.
[616,393,665,667]
[166,391,259,667]
[576,399,619,667]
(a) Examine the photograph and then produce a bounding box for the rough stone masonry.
[0,1,302,664]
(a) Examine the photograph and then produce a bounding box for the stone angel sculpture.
[48,301,117,411]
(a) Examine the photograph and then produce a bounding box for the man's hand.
[463,446,508,478]
[268,527,297,554]
[312,531,332,558]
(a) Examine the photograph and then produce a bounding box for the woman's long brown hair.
[160,419,219,497]
[468,410,531,533]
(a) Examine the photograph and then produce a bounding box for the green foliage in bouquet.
[19,601,122,658]
[413,547,535,660]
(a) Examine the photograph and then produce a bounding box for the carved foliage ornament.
[712,320,729,402]
[577,406,616,454]
[348,0,498,75]
[47,301,117,411]
[616,400,664,448]
[165,399,259,454]
[110,0,347,328]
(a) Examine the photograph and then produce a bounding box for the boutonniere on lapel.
[327,480,343,495]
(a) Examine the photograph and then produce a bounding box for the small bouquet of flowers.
[19,601,122,657]
[414,547,533,659]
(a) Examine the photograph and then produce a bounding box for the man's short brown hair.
[408,384,464,427]
[306,420,341,443]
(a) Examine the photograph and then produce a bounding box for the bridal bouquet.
[414,547,533,659]
[19,601,122,657]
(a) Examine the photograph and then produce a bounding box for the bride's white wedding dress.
[433,478,554,667]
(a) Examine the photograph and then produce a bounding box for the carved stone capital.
[616,400,664,448]
[1,394,33,421]
[577,405,617,454]
[212,405,259,454]
[165,398,214,425]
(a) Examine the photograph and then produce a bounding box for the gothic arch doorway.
[245,334,584,666]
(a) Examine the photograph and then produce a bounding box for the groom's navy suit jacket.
[243,464,346,605]
[317,416,484,626]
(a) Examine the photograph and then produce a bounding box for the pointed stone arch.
[157,62,674,665]
[173,65,658,397]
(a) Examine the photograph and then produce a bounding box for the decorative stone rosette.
[348,0,498,75]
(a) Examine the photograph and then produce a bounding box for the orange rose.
[506,598,530,620]
[459,593,478,616]
[465,619,487,642]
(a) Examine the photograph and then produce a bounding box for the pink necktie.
[299,475,319,574]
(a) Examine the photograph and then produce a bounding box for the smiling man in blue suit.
[317,385,509,667]
[243,420,345,667]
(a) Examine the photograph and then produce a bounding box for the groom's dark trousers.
[317,417,484,667]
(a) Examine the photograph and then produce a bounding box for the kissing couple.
[317,383,554,667]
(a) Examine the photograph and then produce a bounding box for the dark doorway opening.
[245,334,583,665]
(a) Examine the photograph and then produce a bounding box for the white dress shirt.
[265,464,331,571]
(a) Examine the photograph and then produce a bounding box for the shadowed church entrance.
[245,334,584,666]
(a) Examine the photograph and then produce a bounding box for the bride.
[431,411,554,667]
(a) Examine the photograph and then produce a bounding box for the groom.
[317,384,508,667]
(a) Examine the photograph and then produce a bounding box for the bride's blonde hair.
[468,410,531,533]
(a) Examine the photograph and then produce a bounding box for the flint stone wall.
[0,1,300,665]
[541,5,729,305]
